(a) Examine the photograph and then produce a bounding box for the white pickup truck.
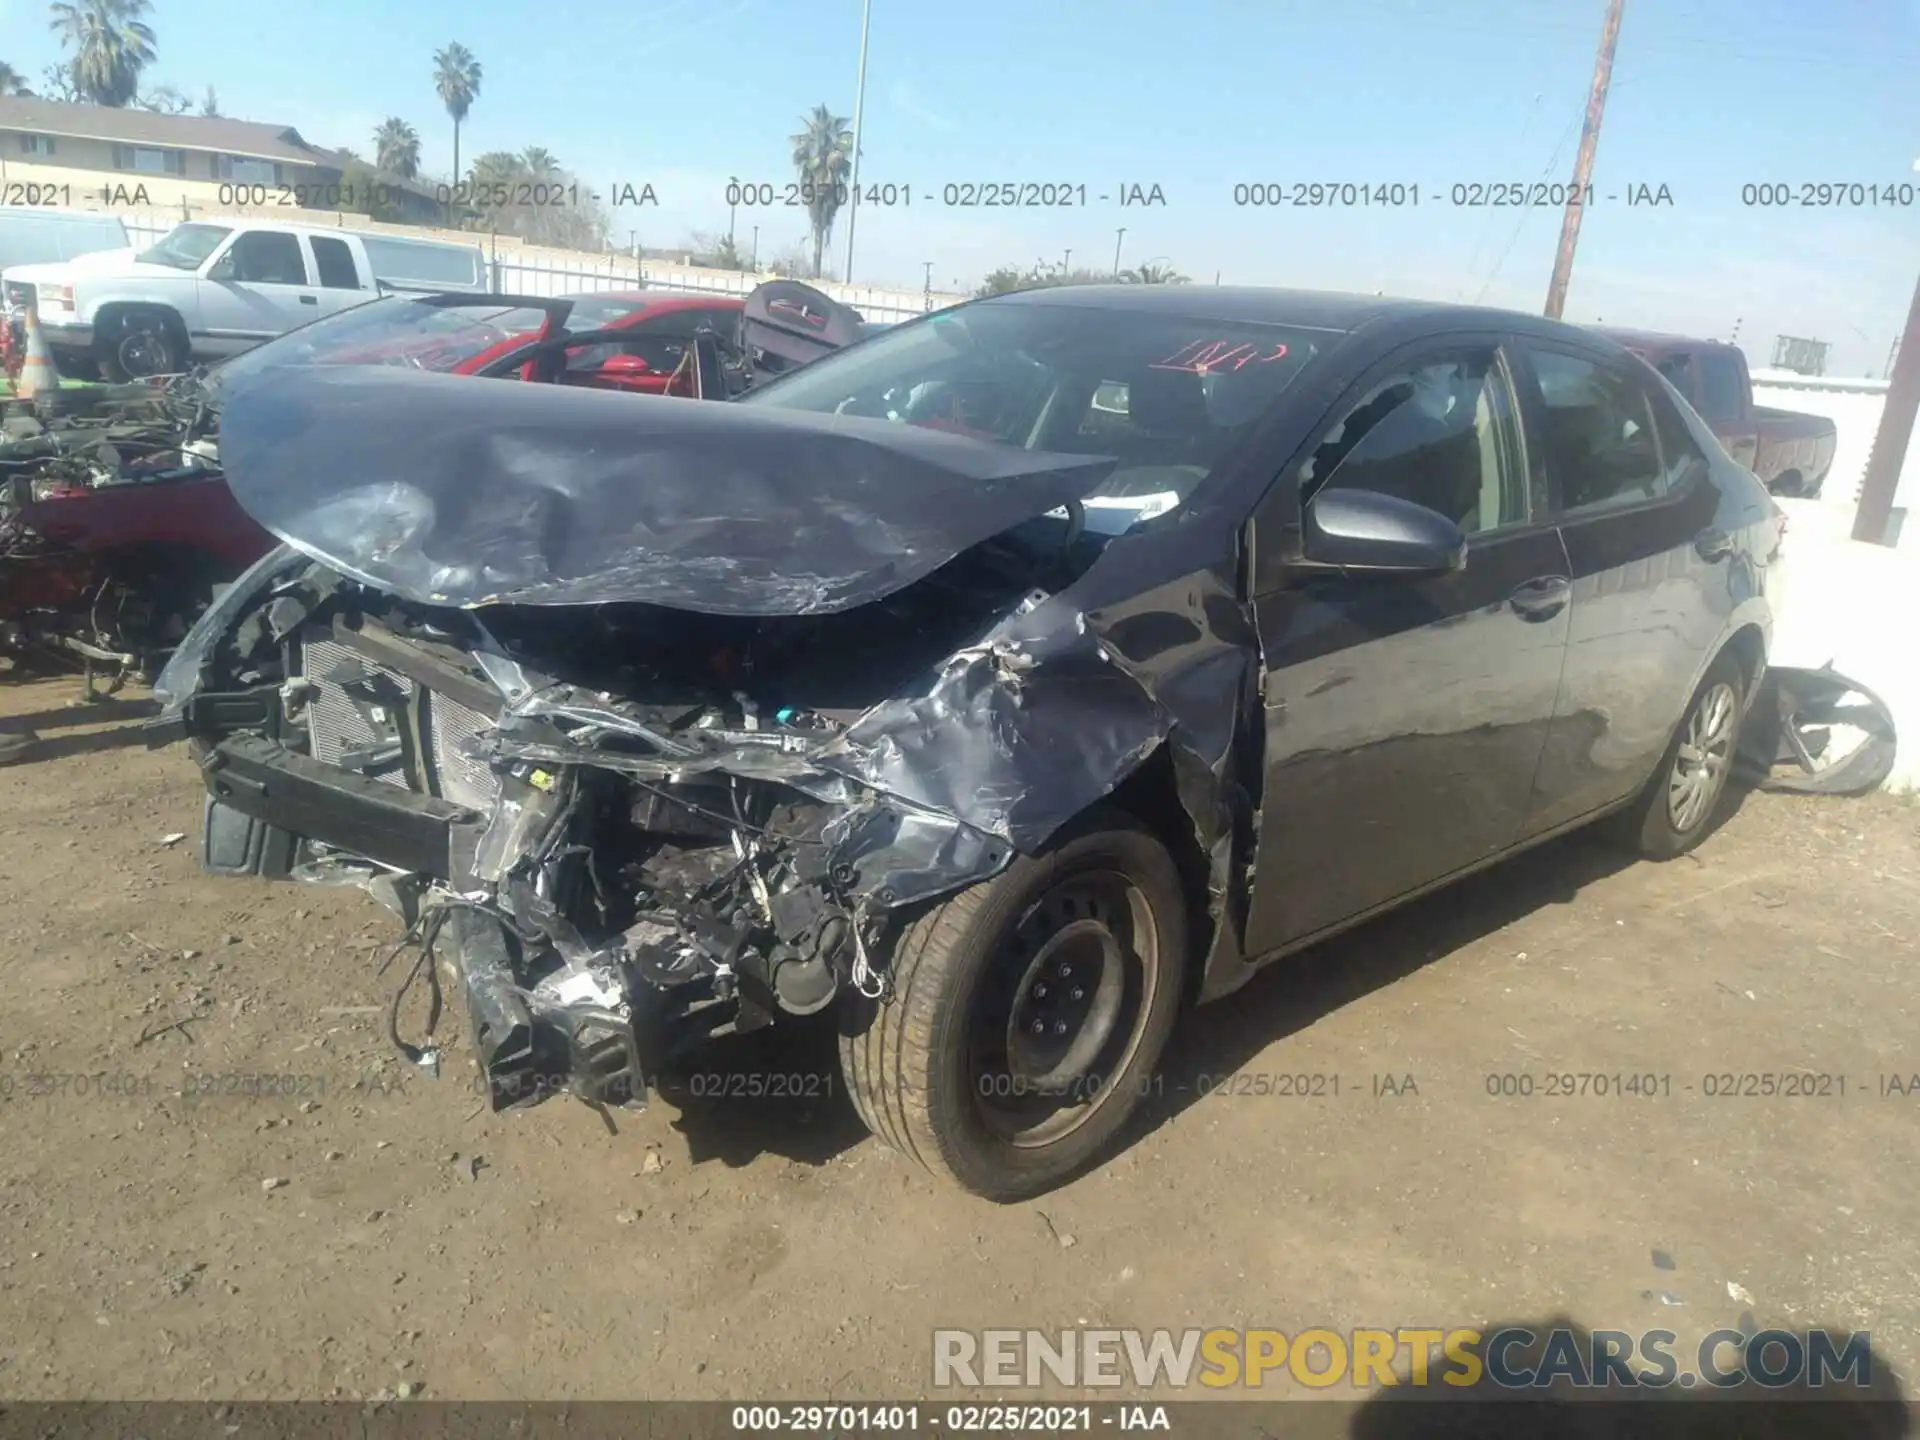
[2,217,487,379]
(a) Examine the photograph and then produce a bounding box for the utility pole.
[728,176,738,247]
[1112,227,1126,279]
[751,225,759,270]
[1543,0,1625,319]
[1064,248,1073,275]
[1853,270,1920,545]
[842,0,873,285]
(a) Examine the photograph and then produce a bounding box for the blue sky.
[7,0,1919,372]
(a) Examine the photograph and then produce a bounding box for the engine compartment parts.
[1,376,264,692]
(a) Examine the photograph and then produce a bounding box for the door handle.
[299,294,318,305]
[1508,574,1571,622]
[1695,528,1734,561]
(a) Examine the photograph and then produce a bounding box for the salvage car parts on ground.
[152,285,1785,1199]
[1736,665,1898,796]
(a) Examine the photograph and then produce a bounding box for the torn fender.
[213,364,1118,616]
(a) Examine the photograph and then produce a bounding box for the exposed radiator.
[298,628,501,811]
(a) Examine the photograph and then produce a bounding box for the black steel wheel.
[839,809,1186,1200]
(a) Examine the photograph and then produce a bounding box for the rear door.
[1696,346,1759,470]
[1513,341,1729,834]
[304,234,370,321]
[1244,336,1573,953]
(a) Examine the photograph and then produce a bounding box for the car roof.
[979,283,1620,347]
[176,216,481,248]
[1588,325,1739,355]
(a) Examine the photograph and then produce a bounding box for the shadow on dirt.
[0,694,159,767]
[655,1008,868,1171]
[1139,825,1640,1135]
[659,810,1726,1176]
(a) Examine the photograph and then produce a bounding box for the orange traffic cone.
[15,300,60,401]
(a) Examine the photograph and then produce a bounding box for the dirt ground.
[0,670,1916,1406]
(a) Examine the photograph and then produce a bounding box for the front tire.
[99,312,185,382]
[1615,653,1746,859]
[839,811,1187,1201]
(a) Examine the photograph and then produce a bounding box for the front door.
[196,230,317,353]
[1245,339,1573,954]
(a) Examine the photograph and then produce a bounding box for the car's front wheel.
[839,811,1187,1200]
[99,311,185,381]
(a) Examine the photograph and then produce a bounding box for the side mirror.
[1303,488,1467,573]
[206,253,237,282]
[599,353,652,374]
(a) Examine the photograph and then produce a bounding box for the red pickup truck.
[1596,328,1838,498]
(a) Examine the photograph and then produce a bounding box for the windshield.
[137,223,233,271]
[207,296,553,394]
[741,299,1330,520]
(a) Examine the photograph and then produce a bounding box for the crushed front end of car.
[150,364,1257,1122]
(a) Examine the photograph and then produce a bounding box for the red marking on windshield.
[1151,340,1290,374]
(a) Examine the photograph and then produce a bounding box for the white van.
[1,216,487,379]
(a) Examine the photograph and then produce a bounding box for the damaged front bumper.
[167,566,1021,1114]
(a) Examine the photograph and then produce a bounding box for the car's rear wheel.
[1615,652,1746,859]
[838,811,1186,1201]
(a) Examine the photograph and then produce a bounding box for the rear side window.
[1301,348,1527,536]
[363,236,483,287]
[1696,351,1745,424]
[1648,385,1712,493]
[1654,352,1694,398]
[1524,349,1666,517]
[310,235,359,290]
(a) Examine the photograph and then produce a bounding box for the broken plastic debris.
[158,832,187,847]
[1726,1280,1755,1305]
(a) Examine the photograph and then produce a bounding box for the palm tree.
[1123,261,1189,285]
[374,118,422,179]
[467,150,522,185]
[199,84,219,116]
[0,61,33,96]
[48,0,157,107]
[433,42,483,186]
[789,104,853,279]
[519,146,559,176]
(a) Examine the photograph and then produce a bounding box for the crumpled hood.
[215,365,1118,616]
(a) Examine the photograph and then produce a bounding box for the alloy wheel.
[1668,680,1737,832]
